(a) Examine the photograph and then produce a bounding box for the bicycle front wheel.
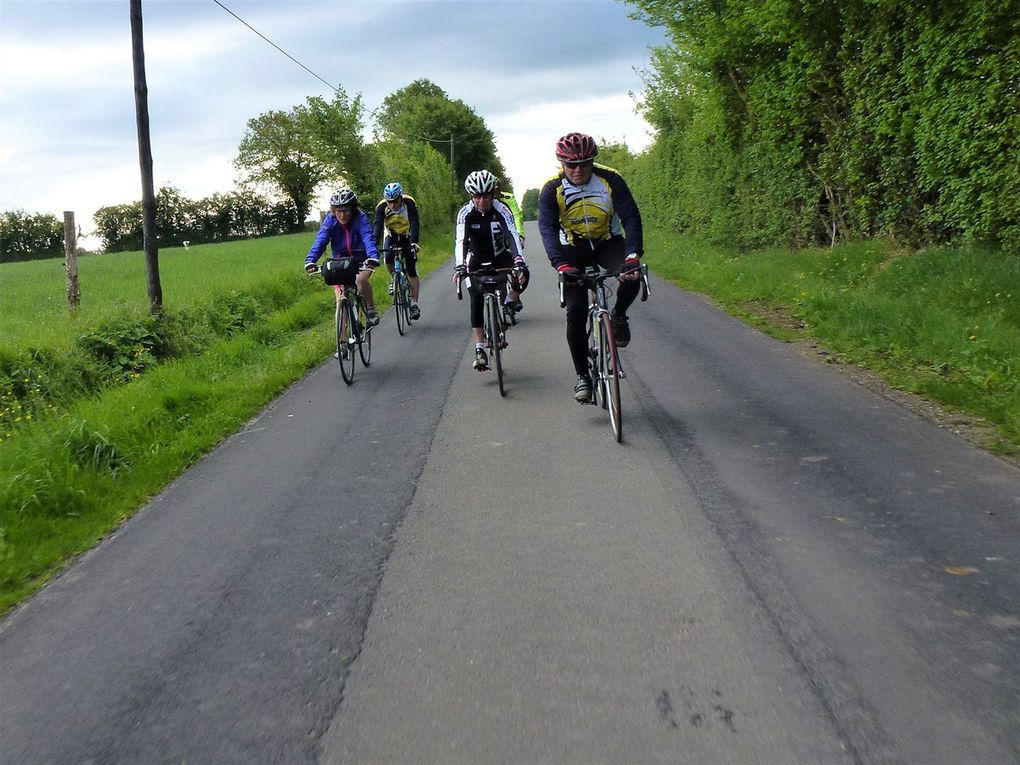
[394,275,407,336]
[357,299,373,366]
[587,315,600,408]
[599,312,622,442]
[486,295,505,397]
[336,299,355,385]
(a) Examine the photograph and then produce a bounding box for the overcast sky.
[0,0,667,240]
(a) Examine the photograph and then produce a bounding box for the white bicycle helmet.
[464,170,497,196]
[330,188,357,207]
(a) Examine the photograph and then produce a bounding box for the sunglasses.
[562,159,594,168]
[471,192,494,199]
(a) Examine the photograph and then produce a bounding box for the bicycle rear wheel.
[336,299,355,385]
[487,295,505,396]
[357,298,372,366]
[599,312,622,442]
[394,275,407,335]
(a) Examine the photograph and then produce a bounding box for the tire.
[357,298,372,367]
[336,298,355,385]
[600,312,622,442]
[394,275,407,336]
[401,277,414,329]
[487,295,505,397]
[586,315,601,408]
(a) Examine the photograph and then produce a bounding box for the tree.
[155,185,196,247]
[375,79,507,190]
[298,90,380,200]
[235,108,327,230]
[0,210,65,262]
[521,189,540,221]
[93,202,143,252]
[372,139,455,230]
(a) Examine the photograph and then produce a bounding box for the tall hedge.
[627,0,1019,249]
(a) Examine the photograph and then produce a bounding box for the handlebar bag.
[321,257,358,286]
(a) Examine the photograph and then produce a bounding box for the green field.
[0,231,450,612]
[2,234,312,348]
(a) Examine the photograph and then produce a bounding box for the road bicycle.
[456,266,520,397]
[389,244,414,336]
[559,263,650,442]
[308,258,373,385]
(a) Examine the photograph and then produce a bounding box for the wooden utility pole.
[130,0,162,314]
[63,211,80,312]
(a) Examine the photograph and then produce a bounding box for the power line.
[210,0,454,147]
[210,0,338,94]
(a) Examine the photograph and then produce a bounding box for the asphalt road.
[2,222,1018,764]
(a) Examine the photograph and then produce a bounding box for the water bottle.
[393,253,402,274]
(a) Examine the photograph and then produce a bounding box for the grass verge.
[647,228,1020,456]
[0,233,451,613]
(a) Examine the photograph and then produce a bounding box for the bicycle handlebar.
[557,263,650,308]
[455,266,520,301]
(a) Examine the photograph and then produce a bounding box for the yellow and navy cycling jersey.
[537,163,643,268]
[372,195,420,244]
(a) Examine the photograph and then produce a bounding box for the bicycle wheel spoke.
[600,312,623,442]
[337,298,355,384]
[488,295,504,396]
[395,276,406,335]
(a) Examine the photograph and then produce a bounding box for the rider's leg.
[563,281,589,375]
[356,268,375,312]
[469,287,488,369]
[405,250,421,302]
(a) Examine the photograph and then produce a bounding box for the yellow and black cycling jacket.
[537,164,643,268]
[372,195,420,245]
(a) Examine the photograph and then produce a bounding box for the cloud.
[0,0,667,247]
[492,94,653,192]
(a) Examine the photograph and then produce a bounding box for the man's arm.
[537,178,566,267]
[453,204,469,268]
[372,202,385,246]
[607,172,643,258]
[502,193,524,238]
[357,212,380,260]
[406,197,420,244]
[305,216,332,265]
[494,200,522,262]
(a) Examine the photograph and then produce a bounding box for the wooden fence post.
[64,211,80,312]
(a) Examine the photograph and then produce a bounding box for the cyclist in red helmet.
[538,132,644,402]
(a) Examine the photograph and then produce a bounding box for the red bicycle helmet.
[555,132,598,162]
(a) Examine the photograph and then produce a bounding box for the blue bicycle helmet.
[383,182,402,201]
